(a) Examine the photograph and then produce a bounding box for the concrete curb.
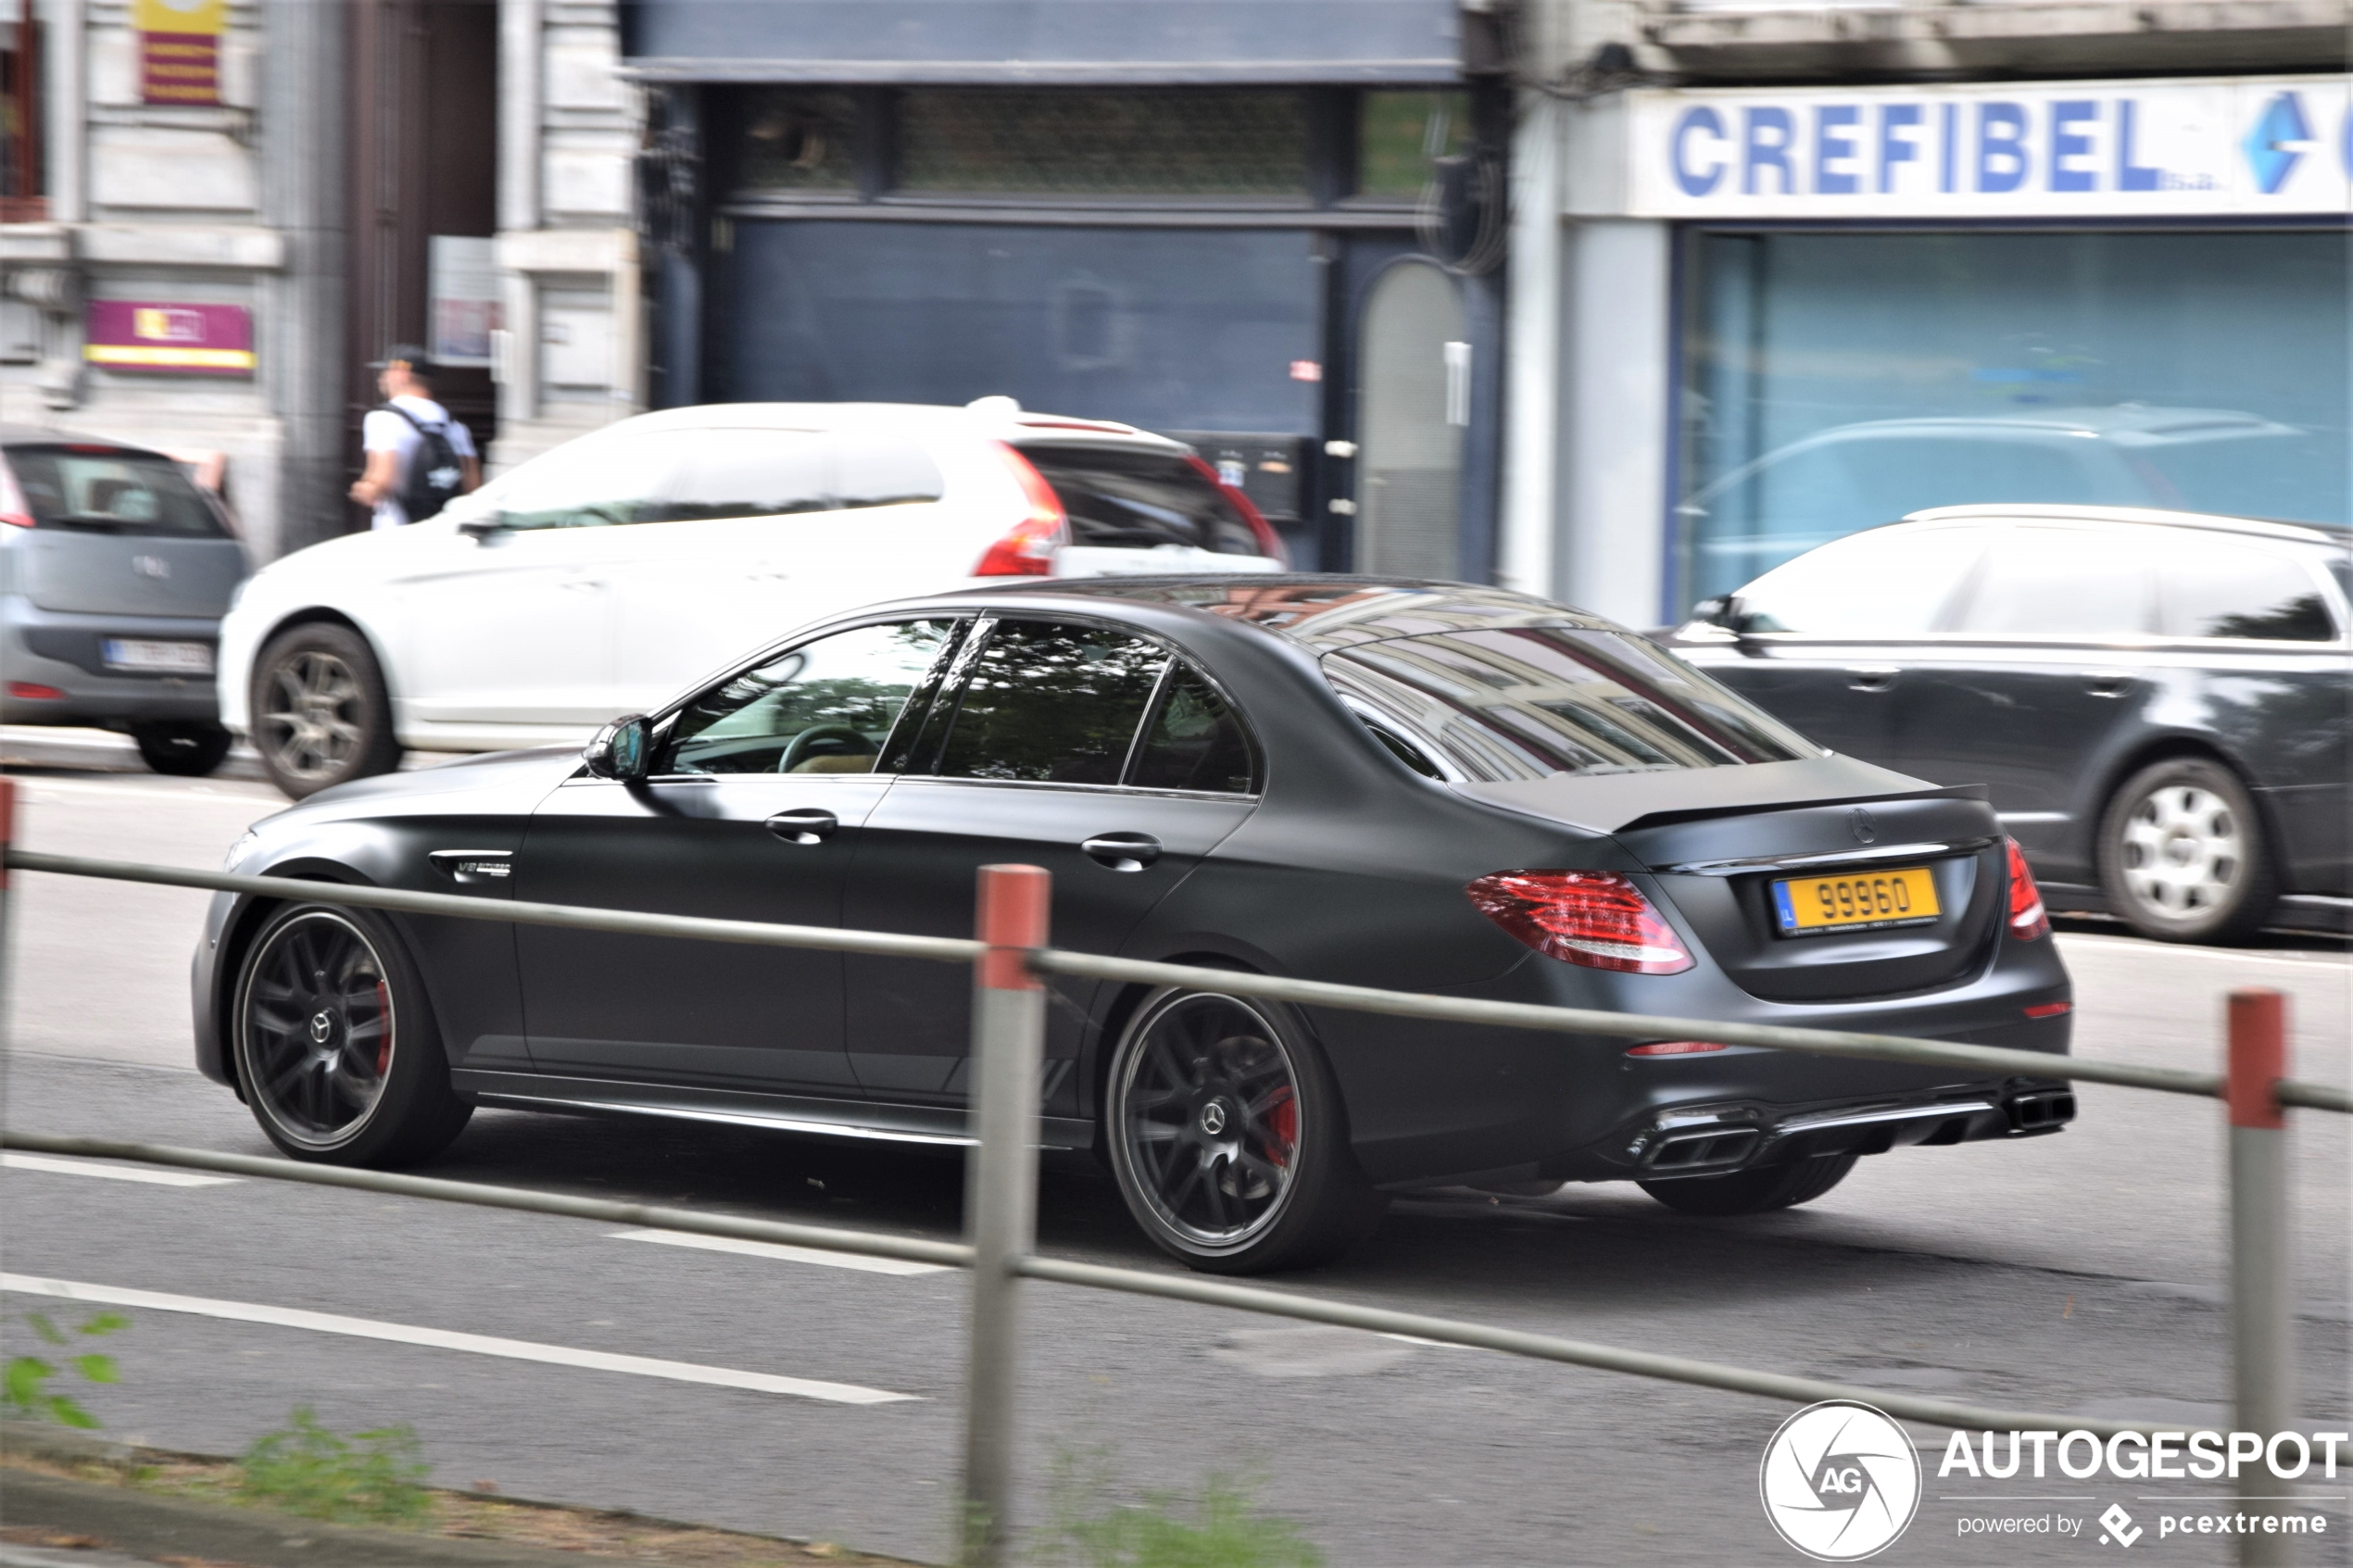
[0,726,267,782]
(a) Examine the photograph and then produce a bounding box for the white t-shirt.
[361,395,478,529]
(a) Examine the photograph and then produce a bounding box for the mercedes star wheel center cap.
[1199,1101,1228,1135]
[309,1010,334,1045]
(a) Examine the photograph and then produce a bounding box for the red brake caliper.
[374,981,393,1076]
[1265,1085,1297,1168]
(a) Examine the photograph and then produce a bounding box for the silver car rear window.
[6,445,228,538]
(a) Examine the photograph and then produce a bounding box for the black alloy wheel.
[233,903,469,1165]
[2096,757,2280,945]
[1105,988,1387,1273]
[251,622,402,798]
[131,720,232,777]
[1640,1152,1857,1216]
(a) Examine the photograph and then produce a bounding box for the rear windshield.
[1326,627,1819,783]
[1017,444,1263,556]
[6,445,228,538]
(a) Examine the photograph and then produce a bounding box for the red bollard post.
[961,864,1050,1568]
[2228,987,2292,1567]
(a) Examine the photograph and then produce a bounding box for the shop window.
[898,90,1307,196]
[1678,230,2353,610]
[1357,91,1467,199]
[737,88,859,191]
[1,11,43,222]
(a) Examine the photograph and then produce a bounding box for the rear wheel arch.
[2083,734,2284,876]
[1085,950,1270,1153]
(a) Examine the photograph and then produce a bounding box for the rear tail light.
[7,683,64,700]
[2005,838,2049,941]
[974,443,1067,577]
[1626,1040,1727,1057]
[0,454,34,529]
[1466,870,1695,975]
[1185,454,1289,564]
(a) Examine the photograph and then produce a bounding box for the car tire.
[250,622,402,799]
[231,901,471,1167]
[1104,986,1388,1275]
[1639,1152,1858,1216]
[131,720,232,777]
[2096,757,2279,944]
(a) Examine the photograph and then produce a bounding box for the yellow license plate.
[1772,865,1941,935]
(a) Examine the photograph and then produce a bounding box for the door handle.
[557,575,603,592]
[765,809,838,845]
[1845,666,1899,692]
[2084,670,2133,698]
[1081,833,1162,872]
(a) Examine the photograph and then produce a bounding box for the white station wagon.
[218,400,1287,797]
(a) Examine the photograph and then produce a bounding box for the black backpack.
[379,404,466,521]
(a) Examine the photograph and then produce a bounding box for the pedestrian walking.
[349,344,481,529]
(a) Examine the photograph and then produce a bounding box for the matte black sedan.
[1669,507,2352,944]
[194,578,2076,1273]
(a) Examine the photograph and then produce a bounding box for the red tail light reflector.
[1626,1040,1727,1057]
[2006,838,2049,941]
[1185,454,1289,564]
[974,443,1067,577]
[0,454,34,529]
[7,683,64,700]
[1466,870,1695,975]
[2023,1001,2071,1020]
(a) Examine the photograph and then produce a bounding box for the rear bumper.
[1337,927,2075,1189]
[3,596,220,726]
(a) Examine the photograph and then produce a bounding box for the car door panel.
[514,774,884,1089]
[1686,642,1898,765]
[397,527,623,727]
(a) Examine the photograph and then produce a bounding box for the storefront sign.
[1627,74,2351,218]
[133,0,226,106]
[83,301,254,374]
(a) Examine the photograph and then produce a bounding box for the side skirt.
[450,1070,1096,1151]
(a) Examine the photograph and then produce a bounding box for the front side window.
[1730,525,1986,636]
[931,621,1169,785]
[2154,535,2338,642]
[5,445,227,537]
[1950,527,2155,637]
[660,619,957,775]
[1327,627,1817,784]
[1019,445,1264,556]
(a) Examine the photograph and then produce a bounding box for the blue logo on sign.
[2244,91,2310,194]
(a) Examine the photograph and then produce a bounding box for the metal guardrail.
[0,799,2343,1567]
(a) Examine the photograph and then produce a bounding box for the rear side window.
[1017,444,1264,556]
[1131,665,1255,794]
[5,445,227,537]
[933,620,1169,784]
[2152,534,2338,642]
[1951,526,2154,636]
[1327,627,1817,783]
[1731,525,1985,635]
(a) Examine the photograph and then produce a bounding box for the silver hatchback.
[0,426,250,774]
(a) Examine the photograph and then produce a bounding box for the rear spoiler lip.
[1447,754,1989,837]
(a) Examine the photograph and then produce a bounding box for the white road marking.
[611,1227,950,1275]
[0,1273,918,1407]
[3,1152,238,1187]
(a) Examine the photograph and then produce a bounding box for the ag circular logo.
[1758,1400,1919,1561]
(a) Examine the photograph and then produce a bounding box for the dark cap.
[368,343,434,374]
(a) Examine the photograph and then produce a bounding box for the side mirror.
[1691,595,1738,628]
[583,714,652,781]
[456,510,504,538]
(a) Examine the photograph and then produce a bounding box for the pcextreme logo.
[1760,1401,1922,1562]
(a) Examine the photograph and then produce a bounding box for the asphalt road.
[2,765,2347,1567]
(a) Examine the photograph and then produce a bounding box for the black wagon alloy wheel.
[1106,987,1386,1273]
[239,910,396,1148]
[1119,994,1302,1247]
[231,902,470,1165]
